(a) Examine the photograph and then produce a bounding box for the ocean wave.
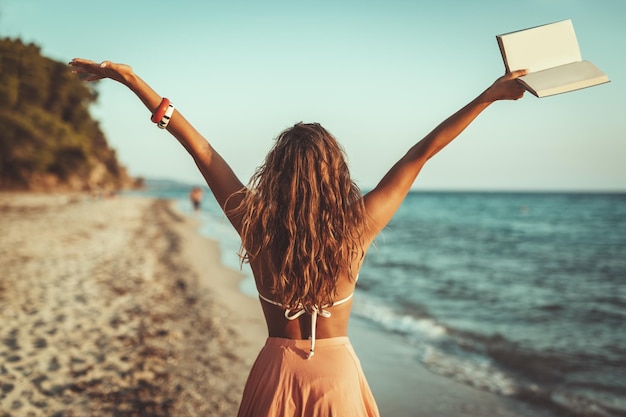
[352,294,446,340]
[352,293,626,417]
[550,388,626,417]
[352,293,520,395]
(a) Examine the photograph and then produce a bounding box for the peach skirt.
[237,337,380,417]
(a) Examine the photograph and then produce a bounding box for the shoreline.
[1,192,556,417]
[350,317,558,417]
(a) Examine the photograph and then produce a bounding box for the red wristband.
[151,98,170,123]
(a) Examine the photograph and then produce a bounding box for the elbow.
[405,144,431,168]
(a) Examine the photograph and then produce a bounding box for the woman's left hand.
[483,69,528,102]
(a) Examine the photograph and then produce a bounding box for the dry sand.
[0,193,264,417]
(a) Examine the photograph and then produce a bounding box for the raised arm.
[69,59,246,231]
[362,70,527,240]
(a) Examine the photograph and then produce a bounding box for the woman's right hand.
[69,58,135,86]
[69,58,246,229]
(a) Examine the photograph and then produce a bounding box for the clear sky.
[1,0,624,191]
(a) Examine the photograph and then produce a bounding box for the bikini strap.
[258,292,354,359]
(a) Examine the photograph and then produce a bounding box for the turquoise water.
[357,192,626,417]
[133,181,626,417]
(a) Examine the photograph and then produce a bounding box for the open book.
[496,19,609,97]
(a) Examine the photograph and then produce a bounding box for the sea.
[131,179,626,417]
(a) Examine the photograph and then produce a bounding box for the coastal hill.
[0,37,139,192]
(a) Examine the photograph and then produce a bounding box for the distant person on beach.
[69,58,526,417]
[189,186,203,211]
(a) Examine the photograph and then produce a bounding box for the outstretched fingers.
[69,58,101,81]
[68,58,132,84]
[69,57,96,66]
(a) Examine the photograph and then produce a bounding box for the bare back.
[250,243,367,341]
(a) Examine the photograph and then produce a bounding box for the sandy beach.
[0,192,556,417]
[0,193,265,417]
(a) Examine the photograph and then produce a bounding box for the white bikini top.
[258,290,354,360]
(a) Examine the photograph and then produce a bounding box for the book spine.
[496,36,511,73]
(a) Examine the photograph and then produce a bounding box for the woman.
[69,58,526,416]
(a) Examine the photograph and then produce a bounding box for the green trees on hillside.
[0,37,133,191]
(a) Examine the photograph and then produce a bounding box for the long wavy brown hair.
[234,122,367,309]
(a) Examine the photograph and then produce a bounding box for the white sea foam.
[352,294,446,339]
[421,345,518,396]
